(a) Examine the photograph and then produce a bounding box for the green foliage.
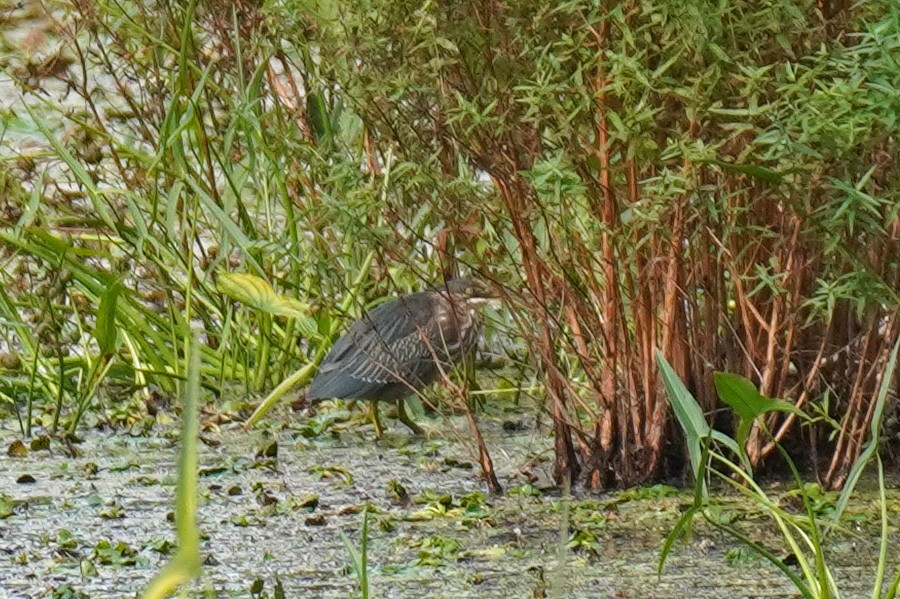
[656,349,712,479]
[0,0,896,492]
[412,535,462,567]
[142,332,203,599]
[658,340,900,599]
[94,280,123,357]
[713,372,802,460]
[340,505,371,599]
[217,273,312,323]
[655,350,743,489]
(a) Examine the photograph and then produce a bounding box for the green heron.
[306,278,496,437]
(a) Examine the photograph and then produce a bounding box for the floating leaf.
[7,440,28,458]
[0,495,13,519]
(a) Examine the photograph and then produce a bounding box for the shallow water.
[1,405,897,598]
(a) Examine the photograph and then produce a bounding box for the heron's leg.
[396,399,424,435]
[369,401,384,439]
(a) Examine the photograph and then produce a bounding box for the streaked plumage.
[307,278,494,436]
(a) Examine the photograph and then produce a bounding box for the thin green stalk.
[550,472,571,599]
[142,330,202,598]
[51,347,65,435]
[255,313,272,391]
[872,456,889,599]
[340,505,371,599]
[709,453,831,597]
[708,518,814,599]
[772,440,833,599]
[25,346,39,437]
[69,356,114,434]
[831,339,900,530]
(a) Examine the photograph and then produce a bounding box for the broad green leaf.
[95,279,123,356]
[714,372,801,420]
[714,372,801,452]
[657,351,711,439]
[218,273,310,319]
[656,350,710,481]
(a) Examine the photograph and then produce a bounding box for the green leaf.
[713,372,801,421]
[697,159,785,183]
[307,91,333,145]
[217,273,310,319]
[95,279,123,356]
[658,506,700,575]
[656,350,710,482]
[713,372,801,451]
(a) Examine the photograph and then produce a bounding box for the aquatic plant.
[658,342,900,599]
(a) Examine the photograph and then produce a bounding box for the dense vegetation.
[0,0,897,492]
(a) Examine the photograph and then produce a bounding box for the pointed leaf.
[694,158,786,183]
[656,350,710,481]
[657,351,711,439]
[217,273,310,319]
[95,279,123,356]
[307,91,333,146]
[713,372,801,421]
[714,372,803,458]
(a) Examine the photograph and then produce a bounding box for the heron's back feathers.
[307,290,478,402]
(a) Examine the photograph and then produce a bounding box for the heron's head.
[437,277,498,306]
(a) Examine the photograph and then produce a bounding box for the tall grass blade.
[142,332,202,599]
[872,456,890,599]
[340,505,371,599]
[94,279,123,356]
[831,339,899,528]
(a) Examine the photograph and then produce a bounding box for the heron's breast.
[434,304,479,360]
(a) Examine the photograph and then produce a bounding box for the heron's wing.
[307,292,443,400]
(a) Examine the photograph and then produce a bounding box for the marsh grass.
[142,332,202,599]
[340,504,371,599]
[658,340,900,599]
